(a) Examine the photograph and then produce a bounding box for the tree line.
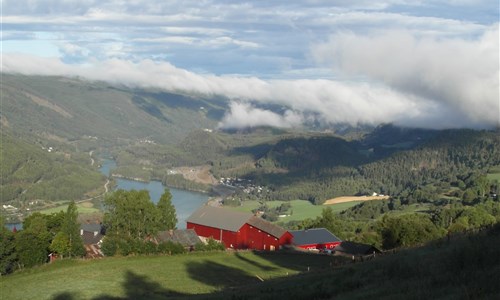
[0,202,85,275]
[1,188,223,275]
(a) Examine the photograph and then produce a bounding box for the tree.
[50,232,70,258]
[308,207,345,238]
[16,230,51,267]
[378,214,444,249]
[60,201,85,258]
[157,189,177,230]
[0,217,17,275]
[104,189,159,239]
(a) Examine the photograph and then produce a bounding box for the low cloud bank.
[3,25,498,130]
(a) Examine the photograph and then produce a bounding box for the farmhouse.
[186,205,292,250]
[80,223,104,258]
[289,228,341,251]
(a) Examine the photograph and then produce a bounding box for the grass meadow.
[2,224,500,299]
[39,201,101,215]
[0,251,336,300]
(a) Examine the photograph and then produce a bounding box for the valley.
[1,73,499,299]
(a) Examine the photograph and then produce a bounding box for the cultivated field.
[323,195,390,205]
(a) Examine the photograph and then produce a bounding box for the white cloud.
[311,24,499,128]
[4,52,494,129]
[218,102,303,129]
[2,1,498,129]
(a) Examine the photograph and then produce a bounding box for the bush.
[101,236,118,256]
[195,238,225,252]
[158,241,186,255]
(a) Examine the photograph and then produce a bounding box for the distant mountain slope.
[1,74,227,146]
[0,132,104,206]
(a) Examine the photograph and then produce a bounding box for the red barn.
[186,206,292,250]
[289,228,341,251]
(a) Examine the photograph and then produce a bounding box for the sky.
[1,0,499,129]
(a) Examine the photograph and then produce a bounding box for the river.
[99,159,209,229]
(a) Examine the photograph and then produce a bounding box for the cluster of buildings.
[219,177,265,194]
[186,206,380,256]
[77,205,379,259]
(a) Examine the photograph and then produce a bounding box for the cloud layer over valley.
[2,1,499,129]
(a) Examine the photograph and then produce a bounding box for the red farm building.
[186,205,292,250]
[289,228,341,251]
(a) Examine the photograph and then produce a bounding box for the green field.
[384,203,432,217]
[487,172,500,182]
[226,199,361,222]
[0,251,336,300]
[39,202,101,215]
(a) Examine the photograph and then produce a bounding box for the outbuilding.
[186,205,292,250]
[289,228,341,251]
[334,241,381,256]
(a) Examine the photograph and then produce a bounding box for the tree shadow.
[52,270,185,300]
[52,292,76,300]
[95,270,185,300]
[185,260,261,289]
[234,251,278,271]
[50,252,347,300]
[251,250,347,273]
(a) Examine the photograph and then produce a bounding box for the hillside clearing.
[323,195,390,205]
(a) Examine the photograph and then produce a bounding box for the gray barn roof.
[80,223,102,233]
[247,216,288,238]
[289,228,341,246]
[156,229,201,246]
[186,205,253,232]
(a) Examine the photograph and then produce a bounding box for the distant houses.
[186,205,293,250]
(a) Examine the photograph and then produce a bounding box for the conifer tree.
[157,188,177,230]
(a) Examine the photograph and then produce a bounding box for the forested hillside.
[0,132,104,207]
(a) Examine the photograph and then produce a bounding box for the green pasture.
[0,251,335,300]
[227,199,361,222]
[487,172,500,182]
[39,202,101,215]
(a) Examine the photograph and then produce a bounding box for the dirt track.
[323,195,390,205]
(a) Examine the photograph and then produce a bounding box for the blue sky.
[2,1,499,129]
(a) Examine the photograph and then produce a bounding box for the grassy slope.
[0,251,336,300]
[2,225,499,299]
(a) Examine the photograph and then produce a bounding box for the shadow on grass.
[51,251,346,300]
[52,270,184,300]
[234,251,278,271]
[186,260,261,289]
